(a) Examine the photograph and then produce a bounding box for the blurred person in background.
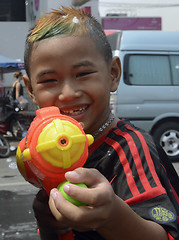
[12,71,23,101]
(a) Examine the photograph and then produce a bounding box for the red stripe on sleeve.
[168,233,176,240]
[160,163,179,205]
[125,186,166,205]
[106,138,140,196]
[110,174,117,184]
[125,125,162,187]
[114,128,152,192]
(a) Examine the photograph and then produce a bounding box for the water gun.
[16,106,94,240]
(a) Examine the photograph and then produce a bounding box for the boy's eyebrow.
[73,60,95,68]
[37,70,56,78]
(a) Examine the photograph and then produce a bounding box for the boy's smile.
[25,35,119,136]
[60,104,89,116]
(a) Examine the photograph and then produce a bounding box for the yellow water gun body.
[16,106,94,195]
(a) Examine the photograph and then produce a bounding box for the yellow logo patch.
[150,206,176,224]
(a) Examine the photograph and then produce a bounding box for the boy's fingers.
[64,168,114,206]
[49,188,112,231]
[49,191,64,220]
[65,168,106,187]
[50,172,113,208]
[49,189,84,226]
[61,182,102,206]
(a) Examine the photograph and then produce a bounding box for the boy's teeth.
[61,107,86,115]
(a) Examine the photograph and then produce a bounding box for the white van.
[107,31,179,162]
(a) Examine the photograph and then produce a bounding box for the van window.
[124,54,179,86]
[170,55,179,85]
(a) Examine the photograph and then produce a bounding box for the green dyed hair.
[24,6,112,77]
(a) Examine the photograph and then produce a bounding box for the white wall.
[0,22,30,86]
[136,6,179,31]
[47,0,73,10]
[99,0,179,31]
[0,22,29,61]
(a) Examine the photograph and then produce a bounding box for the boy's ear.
[23,75,38,105]
[110,56,121,92]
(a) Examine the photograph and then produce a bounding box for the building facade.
[1,0,179,86]
[99,0,179,32]
[0,0,72,86]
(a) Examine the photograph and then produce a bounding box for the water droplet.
[15,231,20,235]
[72,16,79,23]
[29,210,32,214]
[1,232,5,236]
[79,122,84,129]
[9,162,17,169]
[10,145,16,151]
[107,150,111,156]
[6,157,12,163]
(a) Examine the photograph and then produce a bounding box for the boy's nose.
[58,83,81,102]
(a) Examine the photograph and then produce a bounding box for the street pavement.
[0,139,39,240]
[0,138,179,240]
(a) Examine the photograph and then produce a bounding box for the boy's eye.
[76,71,94,78]
[40,79,57,84]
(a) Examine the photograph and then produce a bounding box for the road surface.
[0,139,178,240]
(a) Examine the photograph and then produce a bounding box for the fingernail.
[50,188,60,200]
[65,171,80,179]
[63,184,70,193]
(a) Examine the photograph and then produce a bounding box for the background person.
[12,71,23,101]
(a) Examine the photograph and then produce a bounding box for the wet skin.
[24,35,119,136]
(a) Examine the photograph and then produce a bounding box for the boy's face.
[24,35,120,134]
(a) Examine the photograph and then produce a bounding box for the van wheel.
[153,122,179,162]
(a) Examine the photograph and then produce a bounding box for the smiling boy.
[23,6,178,240]
[24,34,119,136]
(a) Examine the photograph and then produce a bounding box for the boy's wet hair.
[24,6,112,77]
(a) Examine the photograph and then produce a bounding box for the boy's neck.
[93,113,115,139]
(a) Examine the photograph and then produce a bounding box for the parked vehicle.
[108,31,179,162]
[0,133,10,158]
[0,95,32,141]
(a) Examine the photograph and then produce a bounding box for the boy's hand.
[49,168,168,240]
[49,167,116,232]
[33,189,72,239]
